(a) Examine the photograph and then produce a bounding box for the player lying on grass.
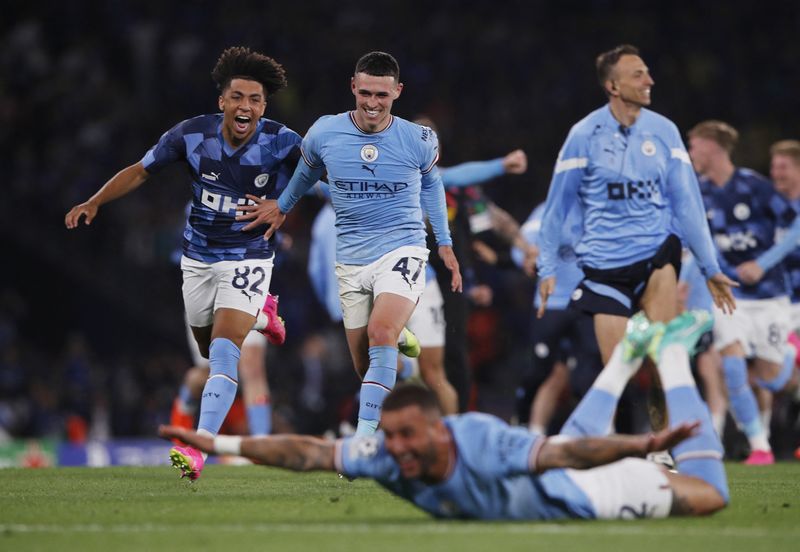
[159,310,728,520]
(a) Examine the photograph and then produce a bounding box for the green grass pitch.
[1,463,798,552]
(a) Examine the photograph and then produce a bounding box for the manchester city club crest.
[360,144,379,162]
[733,203,751,221]
[641,140,656,156]
[254,173,270,188]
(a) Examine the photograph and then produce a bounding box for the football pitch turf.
[1,463,798,552]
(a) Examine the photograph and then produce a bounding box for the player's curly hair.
[354,51,400,81]
[211,46,287,96]
[596,44,640,93]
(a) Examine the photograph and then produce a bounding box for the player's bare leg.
[695,349,727,437]
[594,314,628,365]
[172,308,254,479]
[529,361,569,434]
[417,345,458,415]
[348,292,417,435]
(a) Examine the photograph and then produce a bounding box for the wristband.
[214,435,243,456]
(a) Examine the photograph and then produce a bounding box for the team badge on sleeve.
[360,144,379,162]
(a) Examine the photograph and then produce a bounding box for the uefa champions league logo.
[360,144,379,162]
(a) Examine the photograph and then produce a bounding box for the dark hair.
[382,384,442,416]
[211,46,287,96]
[413,115,438,134]
[596,44,640,91]
[688,120,739,154]
[354,51,400,81]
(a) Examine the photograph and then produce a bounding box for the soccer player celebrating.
[769,139,800,461]
[308,143,526,417]
[160,310,729,521]
[238,52,461,436]
[689,121,800,464]
[537,45,737,366]
[771,140,800,330]
[65,47,296,480]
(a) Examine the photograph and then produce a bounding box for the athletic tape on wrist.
[214,435,243,456]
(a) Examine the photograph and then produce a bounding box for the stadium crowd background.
[2,2,799,453]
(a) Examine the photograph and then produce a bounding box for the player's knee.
[700,488,728,515]
[367,322,399,346]
[668,469,729,516]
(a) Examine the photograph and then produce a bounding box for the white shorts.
[181,255,274,328]
[184,316,266,367]
[336,246,429,329]
[565,458,672,519]
[789,302,800,334]
[406,277,445,347]
[712,296,791,364]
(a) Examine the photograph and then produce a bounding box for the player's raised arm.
[65,162,150,228]
[534,422,699,472]
[502,149,528,174]
[159,425,336,472]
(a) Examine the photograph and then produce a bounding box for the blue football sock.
[666,386,729,503]
[755,346,794,392]
[559,345,637,437]
[356,346,398,436]
[197,338,240,436]
[246,400,272,436]
[559,388,617,437]
[722,356,763,438]
[398,356,415,381]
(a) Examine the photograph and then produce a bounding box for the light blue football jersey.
[307,155,507,316]
[308,202,343,322]
[513,203,584,310]
[337,412,594,520]
[538,105,720,280]
[279,112,451,265]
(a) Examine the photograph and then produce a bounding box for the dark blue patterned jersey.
[141,114,301,262]
[776,197,800,303]
[700,168,794,299]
